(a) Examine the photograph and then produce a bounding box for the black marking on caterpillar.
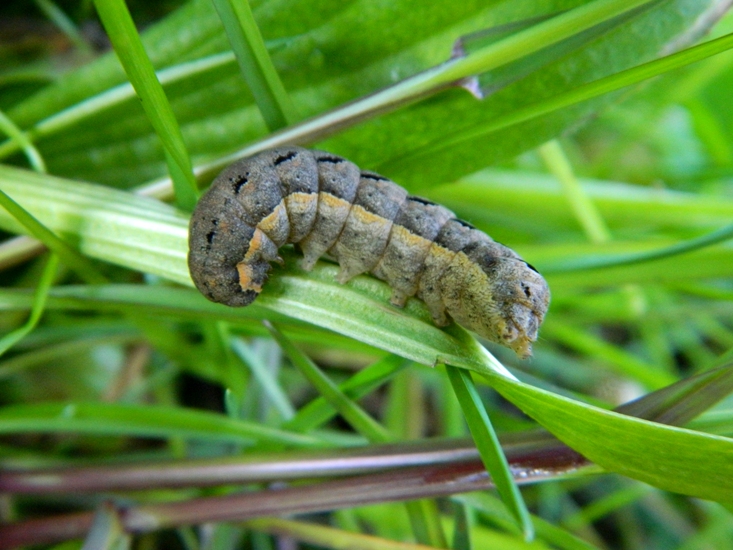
[188,146,550,357]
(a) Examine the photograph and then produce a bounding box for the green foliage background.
[0,0,733,548]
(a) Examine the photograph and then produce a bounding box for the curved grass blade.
[541,222,733,273]
[0,254,58,357]
[0,165,503,376]
[0,109,46,172]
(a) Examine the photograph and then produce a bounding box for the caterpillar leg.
[389,288,409,308]
[235,228,281,294]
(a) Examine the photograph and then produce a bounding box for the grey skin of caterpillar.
[188,146,550,358]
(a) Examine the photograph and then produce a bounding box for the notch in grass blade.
[452,3,659,98]
[446,365,534,540]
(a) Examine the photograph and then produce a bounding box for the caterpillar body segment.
[188,146,550,357]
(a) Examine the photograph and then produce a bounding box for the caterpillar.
[188,146,550,358]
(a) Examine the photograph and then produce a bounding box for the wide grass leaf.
[486,372,733,503]
[2,0,727,190]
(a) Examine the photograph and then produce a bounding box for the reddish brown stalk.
[0,434,568,495]
[0,448,588,549]
[0,444,586,548]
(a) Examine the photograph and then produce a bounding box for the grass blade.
[266,322,391,443]
[485,372,733,503]
[446,365,534,540]
[542,222,733,273]
[0,401,328,448]
[0,109,46,172]
[284,354,409,433]
[92,0,198,210]
[384,30,733,174]
[0,188,106,284]
[211,0,296,131]
[231,337,295,420]
[0,254,58,357]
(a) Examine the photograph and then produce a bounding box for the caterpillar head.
[440,253,550,358]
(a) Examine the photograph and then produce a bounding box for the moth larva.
[188,146,550,357]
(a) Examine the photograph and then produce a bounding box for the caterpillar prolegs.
[188,147,550,358]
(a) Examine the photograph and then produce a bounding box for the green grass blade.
[543,321,676,389]
[0,109,46,172]
[538,140,611,244]
[433,169,733,233]
[211,0,296,131]
[451,501,472,550]
[231,337,295,420]
[0,401,328,448]
[0,188,106,284]
[0,165,189,285]
[616,363,733,426]
[0,254,58,357]
[284,354,409,433]
[34,0,94,56]
[405,499,449,548]
[92,0,198,210]
[455,492,599,550]
[439,0,655,86]
[385,30,733,175]
[446,365,534,540]
[542,222,733,273]
[266,322,392,443]
[311,0,655,128]
[485,372,733,503]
